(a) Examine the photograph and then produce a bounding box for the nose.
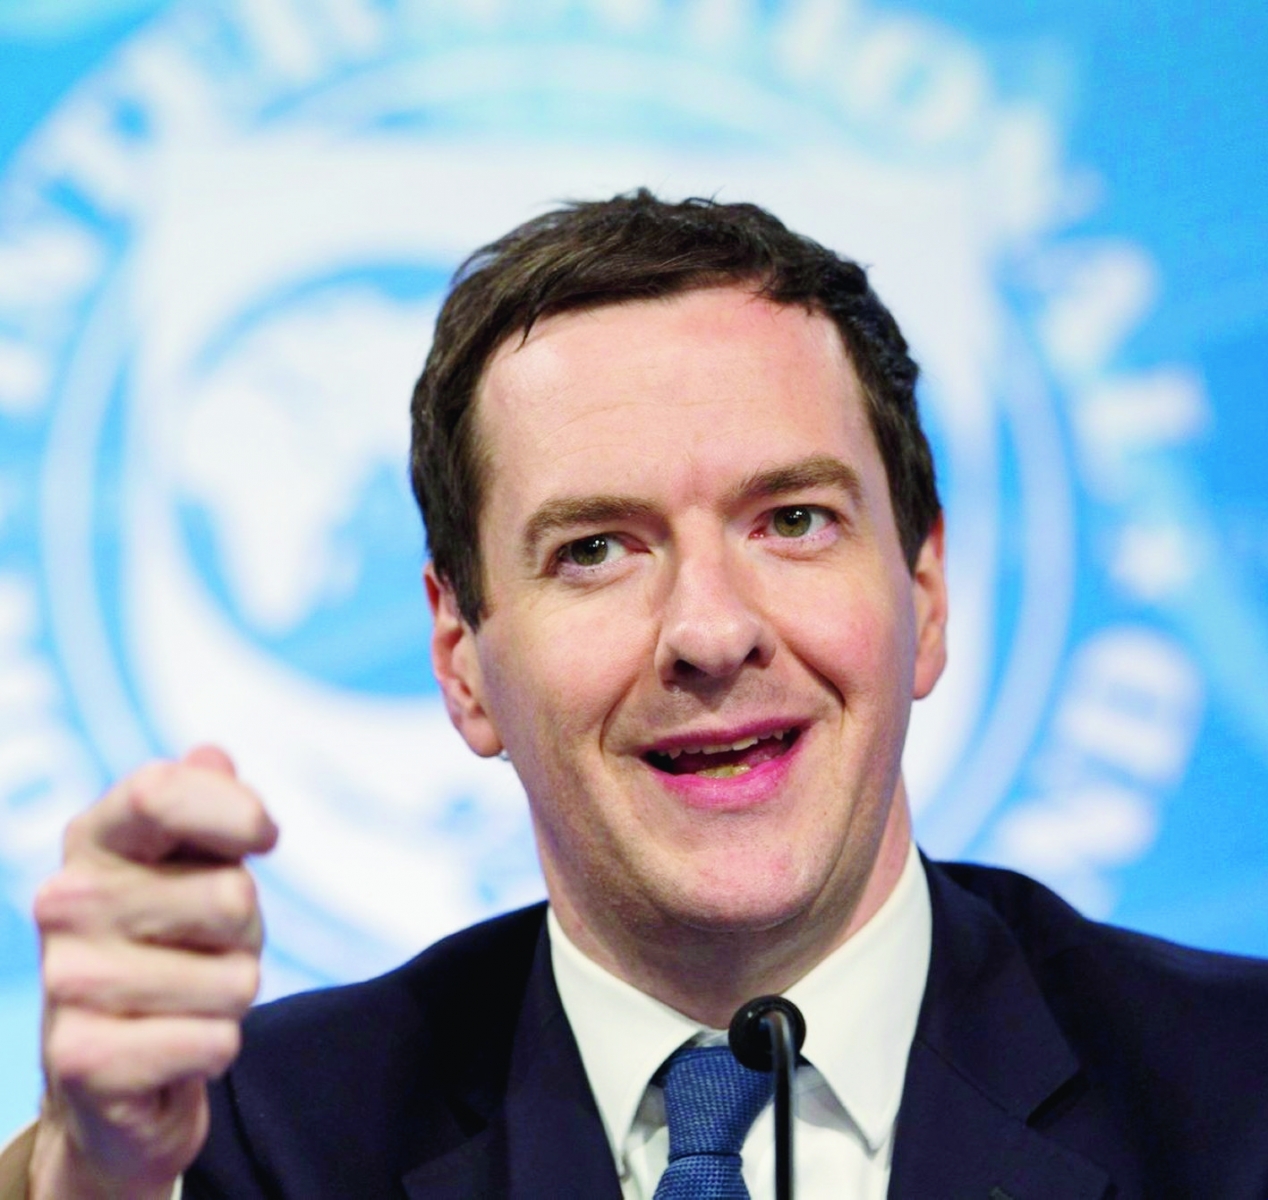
[654,539,776,685]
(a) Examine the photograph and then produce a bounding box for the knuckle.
[204,1019,242,1077]
[234,790,276,852]
[32,875,68,930]
[32,868,101,931]
[61,811,92,856]
[215,867,258,934]
[44,1015,103,1086]
[41,946,83,1007]
[226,954,261,1011]
[124,762,177,822]
[250,798,277,844]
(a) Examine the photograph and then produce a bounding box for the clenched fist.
[28,746,277,1200]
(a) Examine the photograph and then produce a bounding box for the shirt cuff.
[0,1122,182,1200]
[0,1123,36,1200]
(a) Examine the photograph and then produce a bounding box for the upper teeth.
[661,731,786,759]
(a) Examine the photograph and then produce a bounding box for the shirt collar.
[548,840,931,1164]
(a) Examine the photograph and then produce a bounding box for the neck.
[549,796,913,1029]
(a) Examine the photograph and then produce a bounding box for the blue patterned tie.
[653,1043,773,1199]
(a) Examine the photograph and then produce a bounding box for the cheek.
[481,606,642,764]
[786,578,914,702]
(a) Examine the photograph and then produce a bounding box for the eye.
[557,533,627,569]
[768,505,831,538]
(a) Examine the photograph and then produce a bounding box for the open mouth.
[644,728,801,779]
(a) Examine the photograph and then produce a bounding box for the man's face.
[430,286,946,962]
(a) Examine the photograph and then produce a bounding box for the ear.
[425,564,504,757]
[910,514,948,701]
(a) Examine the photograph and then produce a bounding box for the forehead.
[472,286,878,512]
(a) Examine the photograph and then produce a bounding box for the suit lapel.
[401,919,622,1200]
[888,863,1110,1200]
[400,863,1116,1198]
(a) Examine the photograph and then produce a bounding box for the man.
[8,191,1268,1198]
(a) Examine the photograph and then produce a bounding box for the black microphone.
[729,995,806,1200]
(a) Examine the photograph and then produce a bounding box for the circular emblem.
[0,0,1217,999]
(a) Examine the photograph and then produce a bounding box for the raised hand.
[28,746,278,1200]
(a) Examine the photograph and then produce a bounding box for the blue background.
[0,0,1265,1137]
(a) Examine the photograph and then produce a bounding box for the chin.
[660,875,823,937]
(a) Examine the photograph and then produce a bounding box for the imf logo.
[0,0,1210,1009]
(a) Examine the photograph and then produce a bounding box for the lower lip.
[648,734,803,810]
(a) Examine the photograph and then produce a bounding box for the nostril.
[655,594,775,682]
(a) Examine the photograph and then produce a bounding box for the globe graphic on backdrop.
[0,0,1261,1143]
[49,9,1071,994]
[0,0,1219,1012]
[173,275,443,698]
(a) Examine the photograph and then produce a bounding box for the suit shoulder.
[935,859,1268,974]
[934,859,1268,1055]
[241,901,547,1064]
[192,905,548,1194]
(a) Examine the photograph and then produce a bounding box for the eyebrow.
[727,455,865,508]
[520,455,864,564]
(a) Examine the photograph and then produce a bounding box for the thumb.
[181,744,238,778]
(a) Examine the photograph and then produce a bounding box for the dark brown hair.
[410,189,940,625]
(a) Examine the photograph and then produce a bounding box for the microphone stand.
[729,996,806,1200]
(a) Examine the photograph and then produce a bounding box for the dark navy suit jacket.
[187,861,1268,1198]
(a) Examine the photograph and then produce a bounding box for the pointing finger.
[69,760,278,866]
[180,745,238,777]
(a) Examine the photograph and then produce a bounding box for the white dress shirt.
[549,841,932,1200]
